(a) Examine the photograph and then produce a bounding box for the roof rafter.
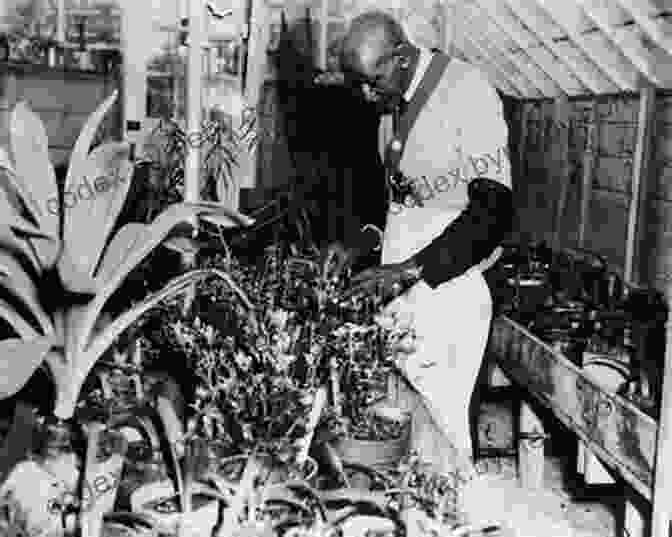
[501,0,617,94]
[534,0,642,91]
[614,0,672,53]
[471,0,587,95]
[454,42,523,97]
[459,2,563,97]
[459,28,542,97]
[575,0,672,87]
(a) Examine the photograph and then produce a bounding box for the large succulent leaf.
[56,222,144,360]
[57,241,100,296]
[72,202,254,356]
[0,251,53,336]
[0,152,61,273]
[195,201,255,228]
[62,142,133,280]
[0,297,40,339]
[0,337,53,399]
[9,101,59,238]
[52,269,251,419]
[0,224,42,276]
[93,223,145,283]
[0,147,14,175]
[83,269,252,363]
[0,158,32,231]
[65,92,119,198]
[57,143,133,295]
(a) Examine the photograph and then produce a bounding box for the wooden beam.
[578,101,599,248]
[459,31,542,97]
[652,283,672,536]
[615,0,672,54]
[318,0,328,70]
[519,400,545,490]
[625,85,656,283]
[453,8,537,97]
[534,0,641,91]
[185,0,206,203]
[518,104,530,186]
[442,0,458,57]
[552,97,571,251]
[575,0,672,87]
[502,0,617,94]
[489,316,657,500]
[460,1,564,97]
[456,43,524,97]
[473,0,587,96]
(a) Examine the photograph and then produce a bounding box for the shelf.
[0,60,109,80]
[488,315,657,500]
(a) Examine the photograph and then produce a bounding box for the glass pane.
[328,0,344,18]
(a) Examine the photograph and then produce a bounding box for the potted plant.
[140,106,258,224]
[0,92,254,535]
[322,313,416,471]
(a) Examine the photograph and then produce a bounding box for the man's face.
[347,31,406,111]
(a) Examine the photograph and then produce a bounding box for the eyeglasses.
[343,46,406,90]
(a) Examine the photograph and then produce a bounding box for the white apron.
[381,203,493,461]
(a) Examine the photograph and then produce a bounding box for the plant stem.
[218,454,260,536]
[295,386,328,466]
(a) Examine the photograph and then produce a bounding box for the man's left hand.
[344,260,421,302]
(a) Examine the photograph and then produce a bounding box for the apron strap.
[385,52,452,175]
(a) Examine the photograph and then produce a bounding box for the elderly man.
[326,10,514,468]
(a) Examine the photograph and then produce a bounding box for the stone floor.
[472,456,619,537]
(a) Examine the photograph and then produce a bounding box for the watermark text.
[389,146,510,214]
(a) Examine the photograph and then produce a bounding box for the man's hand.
[344,259,422,302]
[321,242,356,280]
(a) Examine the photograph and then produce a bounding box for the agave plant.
[0,91,254,421]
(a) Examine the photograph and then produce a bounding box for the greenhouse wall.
[0,63,121,167]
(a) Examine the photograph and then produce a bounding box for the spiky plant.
[0,91,254,421]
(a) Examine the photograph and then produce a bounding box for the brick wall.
[513,94,672,291]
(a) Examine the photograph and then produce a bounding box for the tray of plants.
[0,94,508,537]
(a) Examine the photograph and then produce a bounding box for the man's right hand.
[321,242,356,281]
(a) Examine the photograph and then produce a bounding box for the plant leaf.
[94,222,146,283]
[56,240,99,295]
[155,394,186,512]
[0,148,25,218]
[62,142,133,279]
[9,101,59,238]
[0,251,53,336]
[0,337,53,399]
[161,236,201,256]
[196,201,254,228]
[83,269,253,362]
[0,297,39,339]
[65,92,119,198]
[0,224,42,276]
[0,146,15,176]
[54,269,251,419]
[73,203,253,355]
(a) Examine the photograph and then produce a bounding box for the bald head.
[341,11,407,74]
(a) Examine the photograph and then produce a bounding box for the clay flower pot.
[334,405,411,469]
[129,481,221,537]
[101,512,158,537]
[211,454,318,487]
